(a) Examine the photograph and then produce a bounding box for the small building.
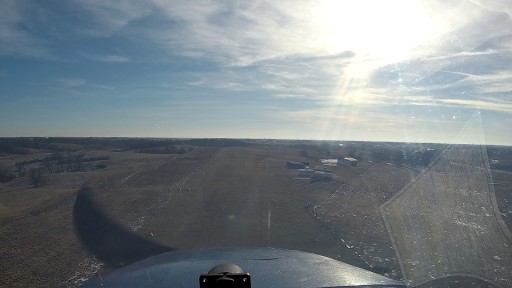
[320,159,338,166]
[311,171,334,182]
[286,161,306,169]
[338,157,359,166]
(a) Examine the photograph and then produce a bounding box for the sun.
[314,0,441,64]
[310,0,443,140]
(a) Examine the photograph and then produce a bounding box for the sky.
[1,0,511,145]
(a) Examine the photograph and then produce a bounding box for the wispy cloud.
[92,84,115,90]
[2,0,512,143]
[438,98,512,113]
[212,82,245,90]
[69,0,154,37]
[187,74,252,91]
[0,1,51,58]
[142,0,512,115]
[83,54,130,63]
[56,78,87,87]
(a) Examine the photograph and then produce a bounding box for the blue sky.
[1,0,511,145]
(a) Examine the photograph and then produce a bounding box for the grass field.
[381,145,512,287]
[312,162,418,279]
[1,142,511,287]
[0,148,216,287]
[0,145,394,287]
[141,146,369,263]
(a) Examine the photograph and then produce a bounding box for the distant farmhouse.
[338,157,359,166]
[287,160,334,182]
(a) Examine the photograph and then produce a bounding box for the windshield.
[1,1,511,287]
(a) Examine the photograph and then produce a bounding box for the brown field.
[0,148,216,287]
[1,143,511,287]
[381,145,512,287]
[141,146,373,261]
[493,170,512,232]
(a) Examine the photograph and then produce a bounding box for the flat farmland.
[312,163,418,280]
[141,146,368,265]
[0,145,385,287]
[381,145,512,287]
[2,142,510,287]
[0,148,217,287]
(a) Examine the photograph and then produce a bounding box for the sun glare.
[312,0,443,140]
[315,0,441,63]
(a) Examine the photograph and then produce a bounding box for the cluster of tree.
[371,144,443,167]
[379,144,512,168]
[0,163,44,187]
[0,137,117,155]
[136,145,192,154]
[114,138,250,150]
[13,154,110,175]
[182,138,251,147]
[0,137,255,156]
[42,152,84,174]
[0,165,15,183]
[14,163,26,177]
[289,141,367,159]
[2,153,110,187]
[0,163,45,187]
[28,166,45,187]
[488,146,512,156]
[40,153,110,174]
[0,138,60,155]
[113,139,172,150]
[0,145,29,155]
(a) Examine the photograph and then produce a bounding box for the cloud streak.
[83,54,130,63]
[0,1,52,58]
[1,0,511,144]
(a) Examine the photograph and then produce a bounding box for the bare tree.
[43,156,54,174]
[74,153,85,172]
[55,152,65,173]
[65,151,74,172]
[44,152,85,174]
[29,167,45,188]
[0,165,14,183]
[15,164,26,177]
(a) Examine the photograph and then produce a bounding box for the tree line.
[0,137,252,156]
[0,153,110,187]
[13,153,110,175]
